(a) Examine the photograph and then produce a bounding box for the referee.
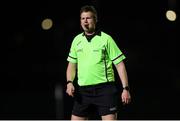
[66,5,131,120]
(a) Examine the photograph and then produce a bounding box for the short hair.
[80,5,98,22]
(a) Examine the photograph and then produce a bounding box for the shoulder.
[74,32,84,39]
[72,32,84,44]
[100,31,114,41]
[100,31,112,38]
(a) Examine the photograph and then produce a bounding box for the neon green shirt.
[67,31,126,86]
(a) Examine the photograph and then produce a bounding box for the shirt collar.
[82,29,101,36]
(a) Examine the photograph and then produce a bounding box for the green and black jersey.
[67,31,126,86]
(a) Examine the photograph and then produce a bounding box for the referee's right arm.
[66,62,77,97]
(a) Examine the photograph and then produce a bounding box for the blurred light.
[41,18,53,30]
[166,10,177,21]
[55,84,63,100]
[55,84,64,119]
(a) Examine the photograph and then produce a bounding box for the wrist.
[123,86,130,91]
[67,80,73,85]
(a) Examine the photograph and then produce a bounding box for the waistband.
[79,81,115,89]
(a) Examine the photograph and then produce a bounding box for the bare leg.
[101,113,117,120]
[71,114,88,121]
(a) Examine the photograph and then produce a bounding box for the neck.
[85,31,95,35]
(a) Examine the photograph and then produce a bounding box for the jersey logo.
[93,49,100,52]
[77,49,83,52]
[77,41,82,46]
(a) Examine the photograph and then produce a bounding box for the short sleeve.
[106,35,126,65]
[67,39,77,63]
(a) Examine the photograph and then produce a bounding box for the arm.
[66,62,77,97]
[115,61,131,104]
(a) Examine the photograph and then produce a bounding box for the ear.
[95,16,98,23]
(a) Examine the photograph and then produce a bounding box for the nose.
[84,18,88,22]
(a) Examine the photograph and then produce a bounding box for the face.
[80,11,96,34]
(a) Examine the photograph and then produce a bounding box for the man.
[66,5,131,120]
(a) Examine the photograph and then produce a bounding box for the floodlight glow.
[41,18,53,30]
[166,10,176,21]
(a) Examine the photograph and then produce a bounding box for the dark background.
[0,0,179,119]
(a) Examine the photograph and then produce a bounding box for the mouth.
[84,24,89,29]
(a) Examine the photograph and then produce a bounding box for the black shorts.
[72,82,119,117]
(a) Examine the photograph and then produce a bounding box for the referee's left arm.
[115,61,131,104]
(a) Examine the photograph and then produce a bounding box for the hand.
[66,83,75,97]
[121,90,131,105]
